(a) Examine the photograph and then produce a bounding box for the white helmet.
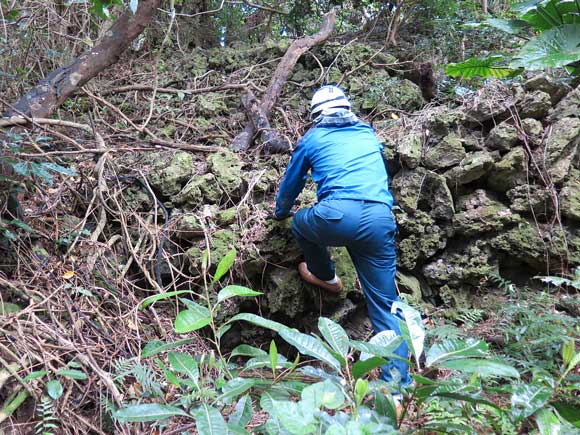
[310,85,351,117]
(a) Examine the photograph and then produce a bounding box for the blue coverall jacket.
[275,114,411,387]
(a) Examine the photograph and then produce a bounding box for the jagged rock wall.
[131,43,578,338]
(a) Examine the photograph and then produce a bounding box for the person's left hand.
[267,211,294,221]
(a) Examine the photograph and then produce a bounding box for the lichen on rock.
[485,122,520,152]
[454,190,520,236]
[487,147,528,192]
[518,90,552,119]
[423,133,467,170]
[444,150,494,186]
[560,168,580,222]
[543,117,580,183]
[148,152,194,197]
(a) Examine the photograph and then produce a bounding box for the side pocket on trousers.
[313,202,344,221]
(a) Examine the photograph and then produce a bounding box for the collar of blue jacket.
[275,117,394,218]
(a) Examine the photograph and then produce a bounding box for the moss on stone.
[560,168,580,222]
[267,268,306,318]
[397,132,423,169]
[485,122,520,152]
[175,214,204,239]
[207,149,243,196]
[423,133,467,170]
[148,152,194,197]
[544,117,580,184]
[185,229,239,271]
[487,147,528,192]
[518,90,552,119]
[444,151,494,186]
[454,191,521,236]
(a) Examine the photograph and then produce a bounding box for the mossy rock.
[266,268,307,318]
[549,86,580,123]
[524,74,571,104]
[444,151,494,186]
[423,133,466,170]
[398,229,446,271]
[544,117,580,184]
[487,147,528,192]
[396,132,423,169]
[507,185,553,217]
[396,271,423,305]
[175,214,204,239]
[423,241,496,286]
[518,90,552,119]
[148,152,194,197]
[330,247,358,296]
[454,190,521,236]
[485,122,520,152]
[520,118,544,147]
[185,229,239,272]
[425,107,465,138]
[207,150,242,197]
[177,173,222,206]
[391,168,455,220]
[559,168,580,222]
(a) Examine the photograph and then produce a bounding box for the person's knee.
[291,208,308,239]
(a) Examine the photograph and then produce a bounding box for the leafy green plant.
[35,396,58,435]
[446,0,580,77]
[535,267,580,290]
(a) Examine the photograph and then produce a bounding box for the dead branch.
[99,83,248,96]
[5,0,162,118]
[231,9,336,153]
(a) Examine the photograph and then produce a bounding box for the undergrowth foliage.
[110,251,580,435]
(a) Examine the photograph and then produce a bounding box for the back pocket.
[314,202,344,221]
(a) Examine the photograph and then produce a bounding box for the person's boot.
[298,262,343,293]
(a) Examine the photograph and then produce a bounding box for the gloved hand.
[268,211,294,221]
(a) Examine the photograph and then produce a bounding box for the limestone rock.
[378,78,424,111]
[549,86,580,123]
[491,220,573,268]
[507,185,553,217]
[267,268,306,318]
[454,190,520,236]
[391,168,455,220]
[396,271,423,305]
[177,173,222,205]
[485,122,520,152]
[425,107,465,137]
[148,152,194,197]
[445,151,494,186]
[398,227,446,270]
[465,83,513,122]
[397,132,423,168]
[423,133,467,170]
[207,150,243,197]
[423,241,496,286]
[175,214,204,239]
[487,147,528,192]
[560,168,580,221]
[330,247,358,295]
[524,74,571,104]
[518,90,552,119]
[521,118,544,147]
[544,117,580,183]
[185,229,238,272]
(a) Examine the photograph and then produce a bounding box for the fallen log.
[232,9,336,153]
[240,91,290,153]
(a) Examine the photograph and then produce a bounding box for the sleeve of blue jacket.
[275,141,310,218]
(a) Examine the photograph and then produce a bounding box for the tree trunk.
[5,0,161,118]
[481,0,488,14]
[231,10,336,153]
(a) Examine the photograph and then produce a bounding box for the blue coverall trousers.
[291,198,411,386]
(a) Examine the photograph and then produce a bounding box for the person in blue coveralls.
[273,85,411,396]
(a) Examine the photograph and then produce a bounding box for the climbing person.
[273,84,412,399]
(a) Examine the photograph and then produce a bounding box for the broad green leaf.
[0,302,22,315]
[142,338,193,358]
[536,408,562,435]
[230,344,268,358]
[301,380,345,410]
[174,302,211,333]
[31,162,54,184]
[244,355,291,371]
[354,378,369,406]
[260,388,290,413]
[114,403,188,422]
[351,336,404,360]
[511,383,553,421]
[279,328,341,372]
[563,338,575,366]
[269,340,278,375]
[446,55,521,79]
[213,248,236,283]
[10,219,34,233]
[47,379,63,400]
[167,352,199,385]
[439,358,520,378]
[193,403,228,435]
[565,352,580,377]
[154,358,181,387]
[485,18,531,34]
[392,301,425,366]
[140,290,194,309]
[318,317,350,358]
[23,371,48,382]
[218,378,260,403]
[272,400,316,435]
[217,285,262,303]
[435,391,502,411]
[359,330,401,361]
[228,313,288,333]
[229,394,253,427]
[553,401,580,428]
[57,369,87,380]
[516,0,580,30]
[352,356,388,379]
[511,24,580,70]
[426,338,488,367]
[217,323,232,339]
